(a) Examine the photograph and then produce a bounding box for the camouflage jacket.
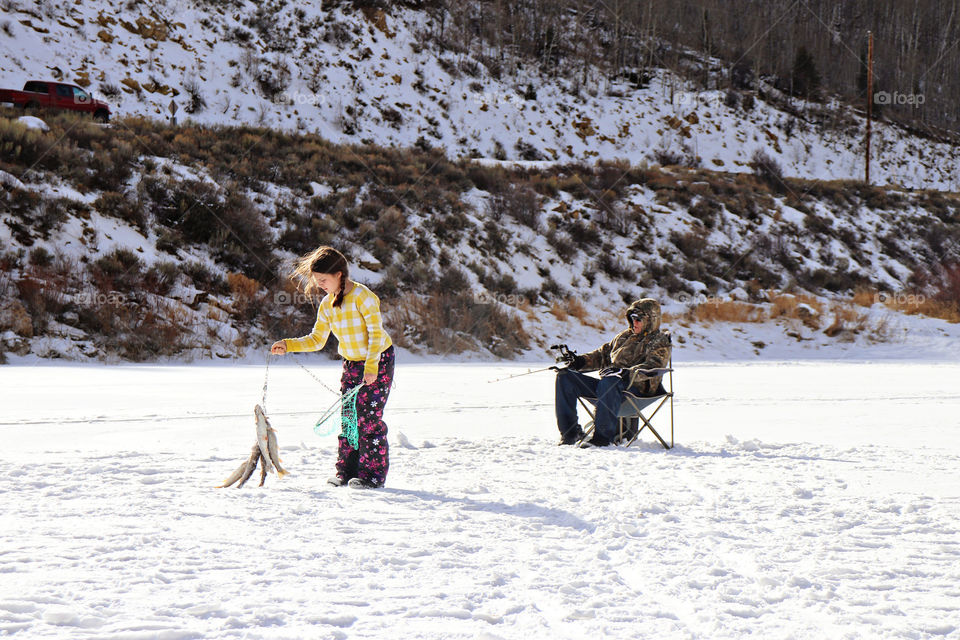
[579,299,672,395]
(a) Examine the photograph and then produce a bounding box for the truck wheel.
[24,101,39,111]
[94,109,109,123]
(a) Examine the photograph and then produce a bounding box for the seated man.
[555,298,671,447]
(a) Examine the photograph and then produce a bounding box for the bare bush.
[751,148,783,189]
[183,76,207,114]
[489,185,540,229]
[385,292,530,358]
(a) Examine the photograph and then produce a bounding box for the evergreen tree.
[792,46,821,99]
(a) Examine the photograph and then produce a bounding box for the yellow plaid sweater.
[283,283,392,376]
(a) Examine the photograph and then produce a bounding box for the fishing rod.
[487,344,579,383]
[487,364,559,383]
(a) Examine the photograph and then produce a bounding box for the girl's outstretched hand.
[271,341,287,355]
[363,372,377,385]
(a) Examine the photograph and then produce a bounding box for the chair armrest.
[631,367,673,379]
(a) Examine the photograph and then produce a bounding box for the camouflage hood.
[626,298,661,333]
[579,297,671,395]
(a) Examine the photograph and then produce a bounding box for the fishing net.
[313,384,363,448]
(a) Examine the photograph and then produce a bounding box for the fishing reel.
[550,343,577,365]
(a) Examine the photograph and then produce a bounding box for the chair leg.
[640,412,670,449]
[580,421,595,443]
[576,397,597,444]
[669,387,674,448]
[622,396,672,449]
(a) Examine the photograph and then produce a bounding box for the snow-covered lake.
[2,360,959,639]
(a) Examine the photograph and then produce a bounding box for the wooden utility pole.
[865,31,873,185]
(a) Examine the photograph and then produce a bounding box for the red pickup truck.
[0,80,111,122]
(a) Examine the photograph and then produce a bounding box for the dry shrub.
[823,302,869,338]
[750,148,783,190]
[94,190,147,232]
[16,273,68,335]
[0,300,33,337]
[517,297,536,321]
[489,184,540,229]
[670,229,708,258]
[385,292,529,358]
[545,227,576,261]
[661,311,683,326]
[557,172,592,199]
[111,299,196,361]
[768,291,823,319]
[227,272,260,318]
[549,300,568,321]
[687,300,766,324]
[375,206,407,237]
[87,140,136,191]
[564,297,594,326]
[887,296,960,323]
[906,262,960,322]
[851,287,878,307]
[90,248,142,292]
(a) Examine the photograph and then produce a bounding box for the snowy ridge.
[4,136,960,363]
[1,0,958,189]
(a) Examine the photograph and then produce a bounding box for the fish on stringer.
[218,405,288,488]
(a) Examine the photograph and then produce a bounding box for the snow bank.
[15,115,48,131]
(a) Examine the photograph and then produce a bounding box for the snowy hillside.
[2,1,960,364]
[2,108,960,363]
[2,0,959,189]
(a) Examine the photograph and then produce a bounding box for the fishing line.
[262,351,363,447]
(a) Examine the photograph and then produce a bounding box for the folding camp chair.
[577,361,674,449]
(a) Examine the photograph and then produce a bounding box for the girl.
[271,246,395,489]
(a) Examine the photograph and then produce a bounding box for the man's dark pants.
[555,369,625,442]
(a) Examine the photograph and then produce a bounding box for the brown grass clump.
[547,297,601,329]
[904,263,960,323]
[887,296,960,323]
[565,297,601,328]
[549,299,568,322]
[850,287,878,307]
[851,283,960,323]
[822,302,869,338]
[227,272,260,318]
[517,297,536,321]
[767,291,823,318]
[688,300,766,324]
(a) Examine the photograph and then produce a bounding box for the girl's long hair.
[291,246,350,307]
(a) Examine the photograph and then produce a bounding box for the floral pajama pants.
[335,346,395,487]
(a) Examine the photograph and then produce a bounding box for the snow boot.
[558,426,584,446]
[347,478,381,489]
[580,435,612,448]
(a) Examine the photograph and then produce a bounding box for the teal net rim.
[313,383,364,448]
